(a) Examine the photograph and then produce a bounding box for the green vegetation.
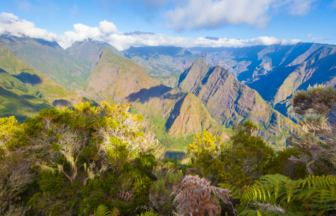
[148,112,194,158]
[0,45,95,121]
[1,84,336,215]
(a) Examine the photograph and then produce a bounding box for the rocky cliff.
[179,57,297,147]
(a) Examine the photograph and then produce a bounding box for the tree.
[188,121,275,186]
[288,85,336,175]
[0,101,156,215]
[0,116,35,215]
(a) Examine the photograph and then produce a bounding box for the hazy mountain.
[66,39,122,70]
[123,43,336,121]
[0,45,91,121]
[205,37,219,41]
[124,31,155,36]
[178,57,298,147]
[122,46,198,88]
[0,35,90,91]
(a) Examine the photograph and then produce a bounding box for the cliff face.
[179,57,297,147]
[85,49,230,149]
[273,45,336,105]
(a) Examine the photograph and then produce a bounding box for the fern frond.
[94,205,110,216]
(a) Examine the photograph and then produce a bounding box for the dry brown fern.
[171,175,232,216]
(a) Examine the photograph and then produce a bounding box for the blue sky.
[1,0,335,50]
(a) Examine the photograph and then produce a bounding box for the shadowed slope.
[179,57,298,147]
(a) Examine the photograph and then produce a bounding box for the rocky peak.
[178,58,297,147]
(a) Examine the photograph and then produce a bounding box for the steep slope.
[179,57,297,147]
[83,47,159,103]
[84,49,230,159]
[66,39,122,72]
[246,43,336,120]
[0,45,91,120]
[166,93,229,140]
[272,45,336,104]
[0,35,89,90]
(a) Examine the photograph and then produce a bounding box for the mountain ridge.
[178,57,298,147]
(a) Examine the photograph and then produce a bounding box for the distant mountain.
[178,57,297,147]
[66,39,122,70]
[82,48,230,159]
[123,43,336,121]
[122,46,198,88]
[205,37,219,41]
[83,47,158,103]
[0,35,90,91]
[0,45,91,121]
[124,31,155,36]
[247,43,336,119]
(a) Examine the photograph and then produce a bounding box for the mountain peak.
[178,58,297,146]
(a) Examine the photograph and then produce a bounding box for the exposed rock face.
[273,45,336,105]
[179,57,297,147]
[85,48,229,140]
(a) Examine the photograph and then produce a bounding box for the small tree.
[188,122,275,186]
[288,85,336,175]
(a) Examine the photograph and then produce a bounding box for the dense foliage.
[0,84,336,215]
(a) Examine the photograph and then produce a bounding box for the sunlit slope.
[0,45,92,120]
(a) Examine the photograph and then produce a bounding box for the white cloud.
[0,12,300,51]
[0,12,59,42]
[307,33,326,41]
[99,20,118,34]
[164,0,317,31]
[0,12,19,22]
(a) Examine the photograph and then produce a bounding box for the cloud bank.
[0,12,300,51]
[163,0,317,31]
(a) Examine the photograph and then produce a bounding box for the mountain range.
[1,34,335,160]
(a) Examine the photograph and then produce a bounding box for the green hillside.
[0,45,92,121]
[0,36,90,90]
